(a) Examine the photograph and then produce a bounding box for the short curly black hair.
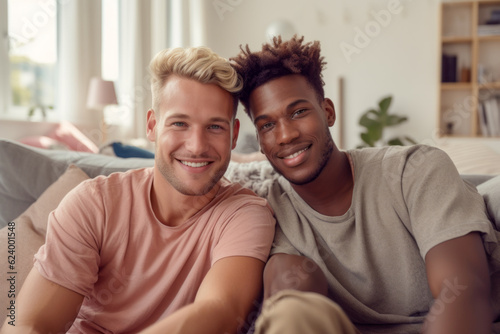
[230,35,326,116]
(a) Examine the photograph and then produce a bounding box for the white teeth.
[181,161,209,167]
[284,147,308,159]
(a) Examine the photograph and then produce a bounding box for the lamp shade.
[86,77,118,109]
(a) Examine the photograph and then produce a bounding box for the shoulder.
[204,179,276,233]
[348,144,447,166]
[94,167,153,184]
[83,167,153,191]
[348,145,453,180]
[59,168,153,210]
[217,177,272,209]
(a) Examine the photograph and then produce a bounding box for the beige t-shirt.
[227,144,500,333]
[35,167,275,333]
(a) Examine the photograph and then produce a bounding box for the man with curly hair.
[228,36,500,333]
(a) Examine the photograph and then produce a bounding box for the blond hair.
[149,46,242,114]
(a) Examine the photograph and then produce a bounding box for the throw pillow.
[0,165,89,322]
[111,142,155,159]
[47,121,99,153]
[0,139,154,227]
[477,175,500,230]
[18,135,69,150]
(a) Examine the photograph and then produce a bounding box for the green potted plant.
[27,104,54,120]
[358,95,416,148]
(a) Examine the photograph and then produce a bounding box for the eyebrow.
[166,113,231,125]
[253,99,310,125]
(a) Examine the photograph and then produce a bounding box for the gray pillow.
[0,139,154,227]
[461,174,494,187]
[477,175,500,230]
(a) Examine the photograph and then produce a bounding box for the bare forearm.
[139,300,242,334]
[423,233,493,334]
[423,287,492,334]
[0,322,41,334]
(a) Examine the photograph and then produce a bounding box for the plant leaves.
[358,95,415,147]
[359,111,381,128]
[404,136,418,145]
[386,115,408,126]
[387,138,405,146]
[378,96,392,115]
[360,132,375,146]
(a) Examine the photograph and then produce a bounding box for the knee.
[256,290,356,334]
[266,290,325,320]
[263,254,328,299]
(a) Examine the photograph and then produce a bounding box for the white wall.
[200,0,499,151]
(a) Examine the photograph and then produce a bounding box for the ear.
[231,118,240,150]
[146,109,157,143]
[323,98,336,127]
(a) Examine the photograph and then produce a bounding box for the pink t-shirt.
[34,168,275,333]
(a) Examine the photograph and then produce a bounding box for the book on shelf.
[478,102,490,136]
[441,54,457,83]
[486,9,500,24]
[482,97,500,137]
[479,9,500,35]
[478,24,500,36]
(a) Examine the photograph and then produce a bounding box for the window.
[4,0,58,119]
[102,0,119,82]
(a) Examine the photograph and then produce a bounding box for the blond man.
[1,47,275,334]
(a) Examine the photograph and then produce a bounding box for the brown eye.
[259,122,274,132]
[292,109,307,118]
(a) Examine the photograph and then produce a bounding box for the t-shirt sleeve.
[211,194,276,265]
[270,224,301,256]
[401,146,493,259]
[34,180,102,296]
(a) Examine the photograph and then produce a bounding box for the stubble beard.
[156,153,228,196]
[270,126,334,186]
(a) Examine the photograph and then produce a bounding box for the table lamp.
[86,77,118,143]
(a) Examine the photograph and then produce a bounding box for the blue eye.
[172,121,186,127]
[209,124,222,130]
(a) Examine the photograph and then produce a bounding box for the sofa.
[1,138,500,324]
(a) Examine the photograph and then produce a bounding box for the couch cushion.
[461,174,495,187]
[477,175,500,230]
[0,139,154,227]
[0,165,89,321]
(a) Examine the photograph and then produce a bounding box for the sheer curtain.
[0,0,8,114]
[57,0,166,143]
[57,0,101,127]
[118,0,205,143]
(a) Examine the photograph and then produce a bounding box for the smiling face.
[248,75,335,185]
[147,75,239,196]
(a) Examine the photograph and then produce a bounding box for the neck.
[290,147,353,216]
[150,171,220,227]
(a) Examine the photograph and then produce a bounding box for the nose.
[275,119,299,145]
[185,127,209,155]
